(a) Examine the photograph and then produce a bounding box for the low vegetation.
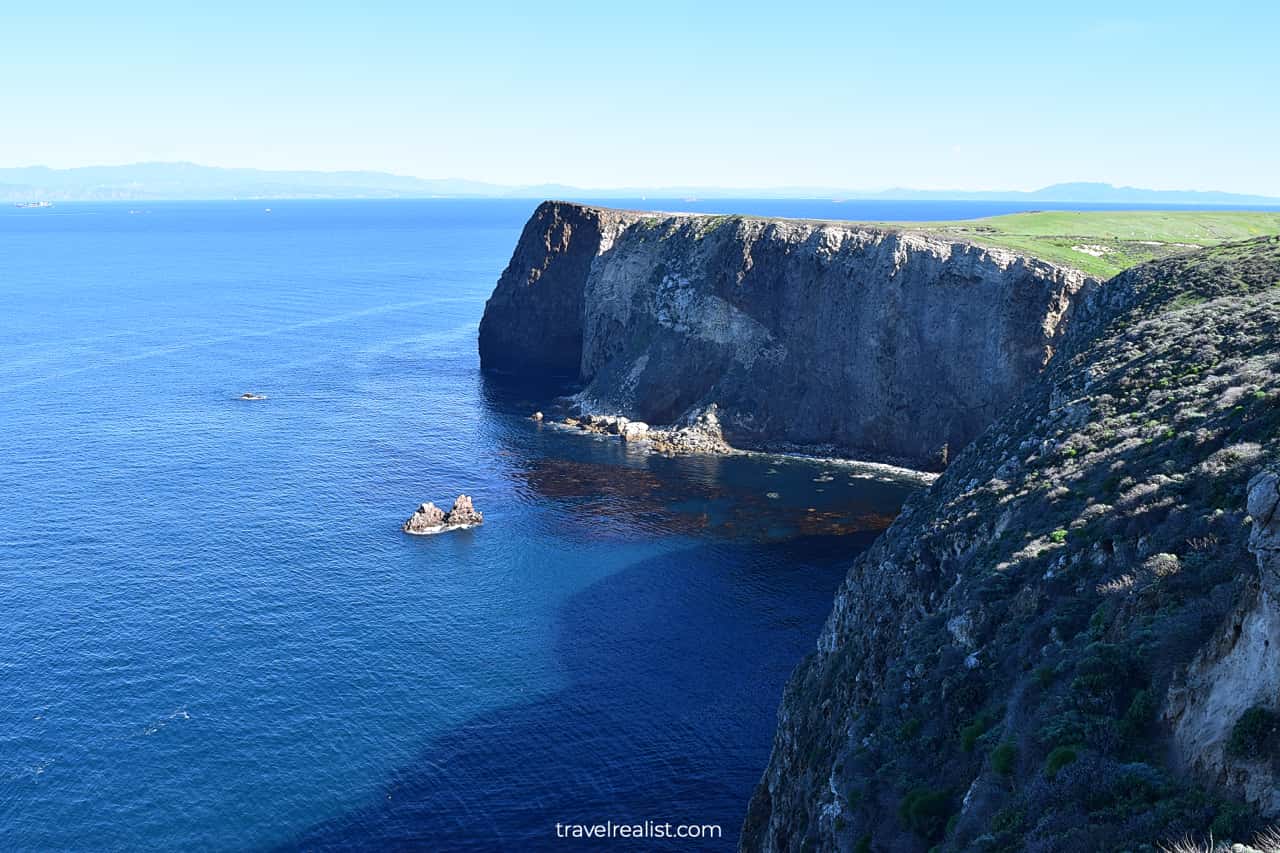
[688,208,1280,277]
[893,210,1280,277]
[1227,708,1280,759]
[746,237,1280,852]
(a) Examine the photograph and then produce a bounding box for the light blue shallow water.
[0,197,1129,850]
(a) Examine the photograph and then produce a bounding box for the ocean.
[0,197,1198,850]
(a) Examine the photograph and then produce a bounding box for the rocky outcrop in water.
[480,202,1094,470]
[444,494,483,526]
[744,238,1280,851]
[559,407,731,455]
[402,501,447,534]
[402,495,483,535]
[648,405,733,455]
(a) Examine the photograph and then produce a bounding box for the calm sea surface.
[0,197,1224,850]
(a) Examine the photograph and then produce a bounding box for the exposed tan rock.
[647,405,734,455]
[620,420,650,441]
[402,502,446,534]
[444,494,483,527]
[402,495,483,535]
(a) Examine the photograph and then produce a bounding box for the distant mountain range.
[2,163,1277,205]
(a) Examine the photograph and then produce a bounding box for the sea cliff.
[480,202,1093,470]
[481,204,1280,849]
[744,237,1280,851]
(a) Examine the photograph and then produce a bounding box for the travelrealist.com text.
[554,821,723,840]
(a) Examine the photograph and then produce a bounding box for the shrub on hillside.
[991,741,1017,776]
[1045,745,1080,777]
[898,786,953,842]
[1226,707,1280,759]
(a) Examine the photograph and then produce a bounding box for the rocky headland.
[480,201,1094,471]
[481,202,1280,849]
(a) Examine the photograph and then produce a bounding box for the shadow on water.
[265,371,912,849]
[279,533,876,851]
[477,371,916,545]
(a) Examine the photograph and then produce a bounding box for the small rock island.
[402,494,484,535]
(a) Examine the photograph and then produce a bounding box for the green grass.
[880,210,1280,278]
[684,208,1280,277]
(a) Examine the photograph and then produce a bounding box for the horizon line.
[3,160,1279,201]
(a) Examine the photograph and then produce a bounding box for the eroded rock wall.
[478,202,619,375]
[1164,470,1280,816]
[480,202,1094,469]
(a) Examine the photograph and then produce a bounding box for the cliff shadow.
[276,533,873,851]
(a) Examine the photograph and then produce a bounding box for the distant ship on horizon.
[14,200,53,208]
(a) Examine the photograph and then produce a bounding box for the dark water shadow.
[477,370,581,416]
[277,533,874,851]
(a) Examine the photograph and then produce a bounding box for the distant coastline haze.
[2,163,1278,204]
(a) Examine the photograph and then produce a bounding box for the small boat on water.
[14,201,53,208]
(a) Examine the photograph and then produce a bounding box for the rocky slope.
[480,202,1093,470]
[743,237,1280,851]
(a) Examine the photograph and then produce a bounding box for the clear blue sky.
[4,1,1277,193]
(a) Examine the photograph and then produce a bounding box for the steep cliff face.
[480,202,1093,469]
[478,202,614,375]
[1164,470,1280,817]
[745,238,1280,852]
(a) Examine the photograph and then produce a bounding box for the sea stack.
[444,494,483,526]
[402,495,484,535]
[402,501,447,534]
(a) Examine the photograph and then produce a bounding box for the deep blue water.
[0,196,1184,850]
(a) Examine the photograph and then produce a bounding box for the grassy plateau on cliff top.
[890,210,1280,278]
